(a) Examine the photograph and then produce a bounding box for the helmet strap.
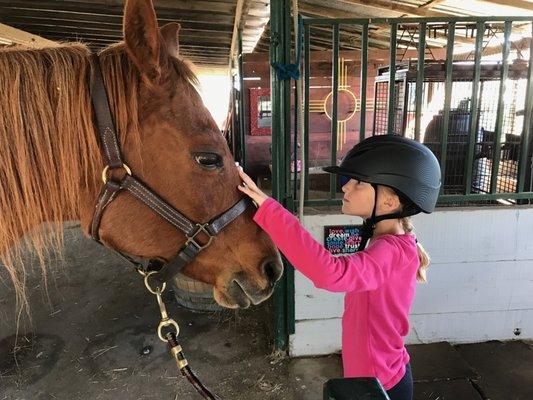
[358,184,378,251]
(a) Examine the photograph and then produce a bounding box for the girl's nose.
[342,183,349,193]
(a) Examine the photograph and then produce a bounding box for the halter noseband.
[88,54,250,284]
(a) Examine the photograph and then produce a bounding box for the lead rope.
[137,268,222,400]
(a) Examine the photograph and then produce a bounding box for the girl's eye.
[194,153,223,169]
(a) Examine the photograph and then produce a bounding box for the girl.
[237,135,441,400]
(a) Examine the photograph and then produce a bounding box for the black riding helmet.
[323,134,441,249]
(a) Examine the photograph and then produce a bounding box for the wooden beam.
[2,16,232,33]
[0,22,58,46]
[336,0,452,17]
[479,0,533,10]
[0,1,235,19]
[244,47,447,63]
[229,0,246,68]
[9,22,232,41]
[1,0,236,14]
[418,0,447,10]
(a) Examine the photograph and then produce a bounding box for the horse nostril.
[262,258,284,284]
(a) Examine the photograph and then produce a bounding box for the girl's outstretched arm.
[237,168,405,292]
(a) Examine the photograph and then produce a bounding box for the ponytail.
[400,217,430,283]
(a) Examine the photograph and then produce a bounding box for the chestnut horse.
[0,0,282,313]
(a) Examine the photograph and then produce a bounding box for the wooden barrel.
[170,273,222,312]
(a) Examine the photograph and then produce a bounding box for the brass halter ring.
[102,163,132,183]
[143,270,166,295]
[157,318,180,342]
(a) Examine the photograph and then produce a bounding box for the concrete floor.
[1,227,532,400]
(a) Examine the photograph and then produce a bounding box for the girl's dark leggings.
[386,363,413,400]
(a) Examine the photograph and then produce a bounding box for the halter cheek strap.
[89,54,251,284]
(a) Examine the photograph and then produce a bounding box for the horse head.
[79,0,283,309]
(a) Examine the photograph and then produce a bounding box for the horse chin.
[213,279,274,309]
[213,284,250,309]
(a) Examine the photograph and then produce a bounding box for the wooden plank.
[2,16,232,32]
[336,0,451,17]
[0,0,235,14]
[0,22,58,46]
[0,1,235,19]
[9,22,232,41]
[228,0,245,67]
[294,258,533,320]
[481,0,533,10]
[418,0,447,10]
[289,308,533,356]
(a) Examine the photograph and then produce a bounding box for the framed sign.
[324,225,363,255]
[249,87,271,135]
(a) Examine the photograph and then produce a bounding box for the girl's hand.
[237,166,269,207]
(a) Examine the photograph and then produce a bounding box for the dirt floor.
[1,226,532,400]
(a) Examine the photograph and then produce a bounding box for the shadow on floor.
[1,228,531,400]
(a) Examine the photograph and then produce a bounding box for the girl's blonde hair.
[400,217,430,283]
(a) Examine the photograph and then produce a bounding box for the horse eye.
[194,152,223,169]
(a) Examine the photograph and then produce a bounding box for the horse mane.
[0,41,198,314]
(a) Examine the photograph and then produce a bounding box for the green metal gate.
[268,3,533,350]
[299,16,533,207]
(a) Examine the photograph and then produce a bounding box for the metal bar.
[372,81,378,136]
[490,21,511,194]
[402,75,409,135]
[230,81,237,157]
[303,17,533,25]
[304,199,343,207]
[293,64,299,204]
[269,0,292,351]
[302,18,370,26]
[282,1,295,339]
[438,192,533,202]
[465,21,485,195]
[359,23,369,142]
[330,23,340,200]
[237,29,246,169]
[304,191,533,207]
[518,22,533,193]
[304,23,310,201]
[387,22,398,135]
[439,21,455,194]
[414,22,426,142]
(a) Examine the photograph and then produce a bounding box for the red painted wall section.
[242,49,445,177]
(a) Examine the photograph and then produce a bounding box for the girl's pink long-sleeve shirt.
[253,198,419,390]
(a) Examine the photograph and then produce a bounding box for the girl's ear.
[380,186,402,212]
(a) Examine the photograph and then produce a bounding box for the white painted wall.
[289,206,533,357]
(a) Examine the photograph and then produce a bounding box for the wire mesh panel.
[373,73,405,136]
[374,59,530,200]
[373,81,389,135]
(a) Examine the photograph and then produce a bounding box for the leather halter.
[88,54,250,284]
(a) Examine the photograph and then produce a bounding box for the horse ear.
[160,23,181,59]
[123,0,162,82]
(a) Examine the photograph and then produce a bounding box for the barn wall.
[289,205,533,356]
[242,51,383,178]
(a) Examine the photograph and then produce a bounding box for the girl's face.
[341,179,401,218]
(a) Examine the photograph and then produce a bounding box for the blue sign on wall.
[324,225,363,255]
